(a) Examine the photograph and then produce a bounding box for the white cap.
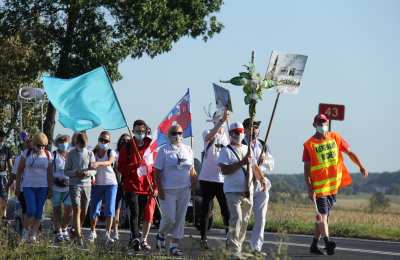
[229,122,244,132]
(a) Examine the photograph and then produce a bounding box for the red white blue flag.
[137,89,192,176]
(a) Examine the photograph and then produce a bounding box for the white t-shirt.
[154,143,193,189]
[22,149,52,188]
[52,151,69,192]
[199,129,229,183]
[95,149,117,186]
[218,144,250,193]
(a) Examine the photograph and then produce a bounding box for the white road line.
[82,228,400,257]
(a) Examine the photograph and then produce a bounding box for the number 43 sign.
[319,103,345,121]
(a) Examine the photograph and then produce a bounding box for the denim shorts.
[316,195,336,215]
[90,185,117,219]
[52,190,72,207]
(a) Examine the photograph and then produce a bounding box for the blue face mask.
[57,143,69,151]
[98,142,109,150]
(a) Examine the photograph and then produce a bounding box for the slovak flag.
[137,89,192,176]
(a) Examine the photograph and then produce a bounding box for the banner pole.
[257,92,280,165]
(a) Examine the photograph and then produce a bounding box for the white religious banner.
[266,51,308,94]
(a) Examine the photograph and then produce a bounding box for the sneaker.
[170,246,183,257]
[155,233,166,249]
[55,233,64,243]
[310,245,325,255]
[88,231,97,243]
[200,239,209,250]
[62,230,70,241]
[325,240,336,255]
[129,238,140,251]
[111,230,119,241]
[105,232,115,244]
[140,240,151,251]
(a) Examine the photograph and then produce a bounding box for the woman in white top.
[15,132,53,243]
[154,124,196,257]
[52,134,72,243]
[88,131,118,243]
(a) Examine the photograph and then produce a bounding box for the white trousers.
[159,187,191,240]
[250,182,270,251]
[225,192,253,255]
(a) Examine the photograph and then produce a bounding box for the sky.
[55,0,400,174]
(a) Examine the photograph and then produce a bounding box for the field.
[212,193,400,241]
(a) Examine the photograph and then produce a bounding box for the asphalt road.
[79,226,400,259]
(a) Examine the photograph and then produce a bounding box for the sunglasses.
[98,137,110,143]
[36,145,46,149]
[171,132,183,137]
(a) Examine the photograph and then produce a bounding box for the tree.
[0,0,224,145]
[0,35,45,147]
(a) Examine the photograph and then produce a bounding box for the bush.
[368,192,390,212]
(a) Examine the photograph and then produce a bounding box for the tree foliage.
[0,0,224,144]
[0,35,45,145]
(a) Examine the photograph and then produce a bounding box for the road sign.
[319,103,345,121]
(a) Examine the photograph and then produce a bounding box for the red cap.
[313,114,329,125]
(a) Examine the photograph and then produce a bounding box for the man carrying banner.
[218,122,253,258]
[118,119,157,251]
[198,108,230,249]
[303,114,368,255]
[242,118,274,254]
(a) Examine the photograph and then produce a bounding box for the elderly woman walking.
[154,124,196,257]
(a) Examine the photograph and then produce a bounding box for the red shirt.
[118,137,157,195]
[302,132,350,162]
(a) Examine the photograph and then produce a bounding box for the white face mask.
[316,125,329,134]
[134,133,145,141]
[231,133,244,144]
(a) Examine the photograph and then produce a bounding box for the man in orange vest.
[303,114,368,255]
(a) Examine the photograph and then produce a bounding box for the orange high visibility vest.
[303,132,352,198]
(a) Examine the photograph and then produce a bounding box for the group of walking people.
[0,110,368,258]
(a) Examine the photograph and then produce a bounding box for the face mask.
[316,125,329,134]
[98,142,109,150]
[57,143,69,151]
[134,133,145,141]
[231,133,244,144]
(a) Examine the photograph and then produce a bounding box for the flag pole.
[102,65,163,216]
[256,52,280,166]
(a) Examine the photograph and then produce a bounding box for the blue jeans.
[23,187,48,220]
[90,185,117,219]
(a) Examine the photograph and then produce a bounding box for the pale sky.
[55,0,400,174]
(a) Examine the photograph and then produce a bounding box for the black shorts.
[316,195,336,215]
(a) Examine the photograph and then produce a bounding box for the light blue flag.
[43,67,127,131]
